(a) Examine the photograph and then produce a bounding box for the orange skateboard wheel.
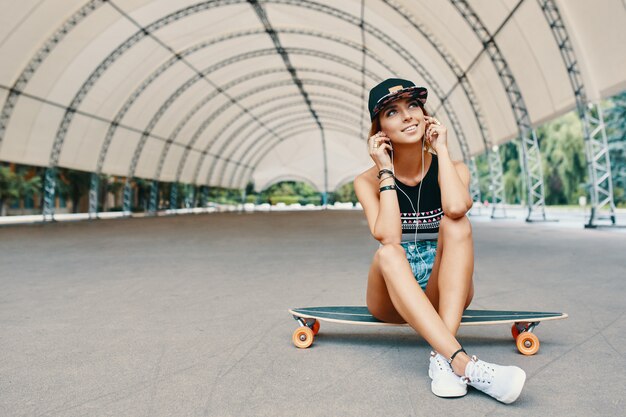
[312,320,320,335]
[292,326,314,349]
[516,332,540,355]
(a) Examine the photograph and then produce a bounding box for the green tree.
[499,142,523,204]
[0,165,42,215]
[536,111,587,205]
[57,168,91,213]
[334,182,357,203]
[0,166,19,216]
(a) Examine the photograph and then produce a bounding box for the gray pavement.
[1,210,625,417]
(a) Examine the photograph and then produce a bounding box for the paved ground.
[1,210,625,417]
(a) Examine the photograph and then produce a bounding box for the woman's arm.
[436,146,472,219]
[354,172,402,244]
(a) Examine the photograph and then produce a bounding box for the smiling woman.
[353,78,526,404]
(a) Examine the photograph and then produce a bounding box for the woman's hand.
[368,131,393,169]
[424,116,447,152]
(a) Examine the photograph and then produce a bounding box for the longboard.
[289,306,568,355]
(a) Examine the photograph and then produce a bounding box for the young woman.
[353,78,526,403]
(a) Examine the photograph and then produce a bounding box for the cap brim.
[372,86,427,119]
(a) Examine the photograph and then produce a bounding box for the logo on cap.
[388,85,404,94]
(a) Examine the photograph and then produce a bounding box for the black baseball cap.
[368,78,428,121]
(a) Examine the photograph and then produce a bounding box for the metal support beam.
[89,172,99,219]
[122,181,132,214]
[451,0,547,222]
[488,146,507,218]
[0,0,105,151]
[149,180,159,214]
[469,157,482,207]
[538,0,616,227]
[170,184,178,211]
[42,168,57,222]
[248,0,328,206]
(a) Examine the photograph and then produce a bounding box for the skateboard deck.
[289,306,568,355]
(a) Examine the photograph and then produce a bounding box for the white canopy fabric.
[0,0,624,193]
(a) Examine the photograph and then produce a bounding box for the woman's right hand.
[368,131,393,170]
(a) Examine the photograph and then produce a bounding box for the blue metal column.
[42,167,57,221]
[88,172,99,219]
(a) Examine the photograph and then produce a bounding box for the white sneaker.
[428,351,467,398]
[464,355,526,404]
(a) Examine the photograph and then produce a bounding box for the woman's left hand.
[424,116,447,152]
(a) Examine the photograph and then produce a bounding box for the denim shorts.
[401,240,438,290]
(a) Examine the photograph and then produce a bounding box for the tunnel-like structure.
[0,0,624,223]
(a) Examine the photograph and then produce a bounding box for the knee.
[375,243,405,270]
[440,215,472,241]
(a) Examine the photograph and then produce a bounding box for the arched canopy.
[0,0,624,193]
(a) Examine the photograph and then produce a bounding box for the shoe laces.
[430,351,453,373]
[463,355,495,385]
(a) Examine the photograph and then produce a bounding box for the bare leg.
[366,243,469,375]
[424,215,474,334]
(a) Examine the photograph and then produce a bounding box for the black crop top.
[394,155,443,241]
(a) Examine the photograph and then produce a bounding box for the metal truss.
[236,123,364,189]
[165,29,395,182]
[382,0,505,216]
[2,0,107,219]
[469,157,482,208]
[192,77,361,187]
[202,81,363,187]
[42,167,58,220]
[232,117,365,189]
[165,65,370,184]
[193,52,389,188]
[214,80,364,187]
[223,0,474,190]
[487,146,507,218]
[25,0,482,216]
[451,0,547,222]
[203,97,361,187]
[89,173,99,218]
[179,46,388,187]
[148,180,159,213]
[538,0,616,227]
[0,0,105,151]
[251,0,329,205]
[359,0,367,139]
[213,108,363,188]
[96,29,270,175]
[120,44,381,213]
[50,0,246,216]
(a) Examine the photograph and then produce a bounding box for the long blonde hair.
[368,105,434,153]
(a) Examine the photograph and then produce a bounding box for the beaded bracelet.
[377,168,394,179]
[379,185,396,192]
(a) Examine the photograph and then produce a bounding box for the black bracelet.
[377,169,394,179]
[448,347,466,365]
[379,185,396,192]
